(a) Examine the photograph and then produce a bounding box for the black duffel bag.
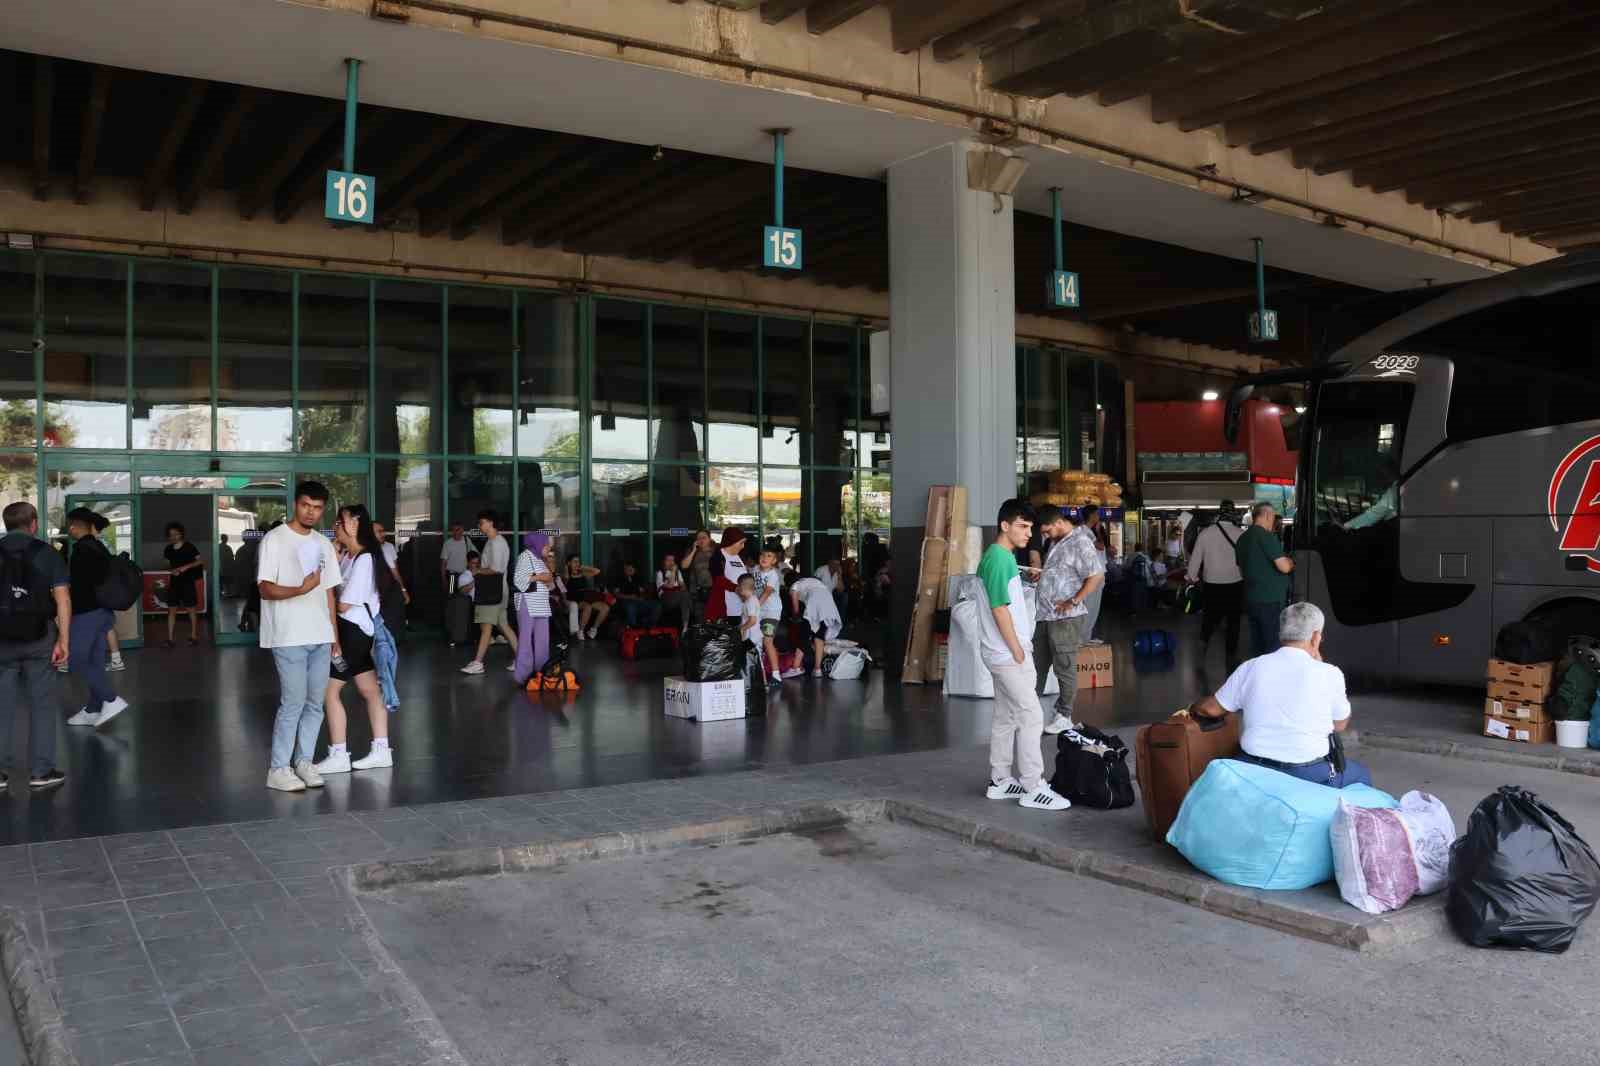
[1494,619,1555,664]
[1050,725,1135,809]
[1448,786,1600,954]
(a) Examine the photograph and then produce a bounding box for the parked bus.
[1227,251,1600,684]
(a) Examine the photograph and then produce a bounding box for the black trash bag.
[1447,785,1600,954]
[682,620,743,682]
[741,646,766,715]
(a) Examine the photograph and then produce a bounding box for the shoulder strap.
[1218,524,1238,548]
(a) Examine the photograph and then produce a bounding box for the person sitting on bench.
[1188,601,1373,788]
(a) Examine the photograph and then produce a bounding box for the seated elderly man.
[1188,601,1373,788]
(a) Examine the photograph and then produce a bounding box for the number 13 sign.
[763,225,803,270]
[325,170,375,225]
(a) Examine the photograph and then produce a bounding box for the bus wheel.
[1525,599,1600,662]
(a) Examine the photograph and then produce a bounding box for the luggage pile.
[1482,656,1555,745]
[1030,468,1123,510]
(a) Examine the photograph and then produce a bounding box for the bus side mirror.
[1223,384,1254,444]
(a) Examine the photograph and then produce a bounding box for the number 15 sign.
[763,225,803,270]
[325,170,375,225]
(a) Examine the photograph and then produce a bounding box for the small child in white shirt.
[737,575,765,681]
[457,551,480,600]
[752,545,786,688]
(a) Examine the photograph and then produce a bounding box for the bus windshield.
[1313,380,1412,531]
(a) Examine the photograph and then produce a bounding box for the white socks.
[328,744,347,757]
[371,738,390,751]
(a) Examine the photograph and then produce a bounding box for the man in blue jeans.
[255,482,342,793]
[1235,501,1293,657]
[1188,601,1372,788]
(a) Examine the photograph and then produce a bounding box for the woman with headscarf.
[705,526,748,622]
[512,532,557,684]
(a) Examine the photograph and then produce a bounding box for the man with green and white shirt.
[976,499,1071,812]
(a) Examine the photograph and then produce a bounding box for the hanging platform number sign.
[1049,269,1080,309]
[325,170,375,225]
[764,225,802,270]
[1248,309,1279,342]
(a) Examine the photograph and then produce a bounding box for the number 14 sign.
[1048,270,1080,309]
[325,170,375,225]
[763,226,803,270]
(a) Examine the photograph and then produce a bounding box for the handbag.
[475,572,504,606]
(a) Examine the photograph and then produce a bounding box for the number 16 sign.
[325,170,375,225]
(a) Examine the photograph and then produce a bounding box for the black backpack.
[0,539,55,642]
[97,549,143,612]
[1050,725,1135,810]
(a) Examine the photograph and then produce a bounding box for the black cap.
[65,506,106,530]
[1217,499,1238,517]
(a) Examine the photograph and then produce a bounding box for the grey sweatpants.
[988,656,1045,790]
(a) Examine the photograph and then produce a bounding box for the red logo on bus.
[1548,435,1600,574]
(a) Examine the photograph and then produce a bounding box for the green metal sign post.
[1047,187,1079,309]
[1248,237,1278,342]
[762,128,802,270]
[325,58,375,225]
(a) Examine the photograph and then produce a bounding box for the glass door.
[64,494,143,648]
[215,487,290,645]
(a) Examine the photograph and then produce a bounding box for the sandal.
[162,639,175,649]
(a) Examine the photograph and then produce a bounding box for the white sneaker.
[505,663,517,672]
[95,697,129,729]
[106,656,126,672]
[294,760,324,789]
[67,707,99,727]
[352,748,393,770]
[314,751,352,776]
[586,627,598,639]
[1043,713,1074,735]
[266,767,306,792]
[574,630,586,642]
[986,777,1029,800]
[460,660,485,675]
[1019,783,1071,811]
[1087,637,1105,646]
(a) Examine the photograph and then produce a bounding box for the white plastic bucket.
[1555,720,1588,748]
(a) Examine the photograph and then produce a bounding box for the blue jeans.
[68,608,116,708]
[1246,601,1281,658]
[1239,751,1372,789]
[0,625,58,776]
[621,599,662,627]
[372,616,399,711]
[270,644,330,770]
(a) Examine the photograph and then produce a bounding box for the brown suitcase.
[1134,708,1241,841]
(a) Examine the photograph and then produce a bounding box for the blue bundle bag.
[1167,759,1397,890]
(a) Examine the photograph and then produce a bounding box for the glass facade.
[0,249,886,583]
[1015,344,1125,494]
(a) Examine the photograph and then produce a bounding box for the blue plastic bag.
[1167,759,1397,890]
[1587,689,1600,750]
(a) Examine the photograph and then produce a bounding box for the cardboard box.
[663,677,745,722]
[1485,658,1555,696]
[1483,714,1554,745]
[1484,696,1549,725]
[1487,679,1551,704]
[1078,644,1114,690]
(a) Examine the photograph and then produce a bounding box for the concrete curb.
[1353,730,1600,778]
[349,802,877,892]
[882,800,1447,954]
[0,908,77,1066]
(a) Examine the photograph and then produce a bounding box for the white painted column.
[885,140,1018,657]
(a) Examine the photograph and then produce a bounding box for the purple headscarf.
[523,531,550,556]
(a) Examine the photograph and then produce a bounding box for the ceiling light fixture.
[1202,390,1220,402]
[1294,405,1307,414]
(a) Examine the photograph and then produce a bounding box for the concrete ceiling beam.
[1154,0,1557,130]
[986,0,1327,99]
[140,79,209,211]
[1360,126,1600,195]
[1412,156,1600,210]
[273,109,394,224]
[558,157,745,248]
[889,0,1022,54]
[177,87,257,216]
[805,0,882,34]
[237,104,341,220]
[1501,197,1600,234]
[514,152,721,246]
[417,132,573,239]
[932,0,1089,64]
[32,55,52,201]
[73,65,112,205]
[500,144,656,245]
[1225,19,1600,149]
[1303,78,1600,176]
[759,0,811,25]
[375,126,513,224]
[365,117,469,220]
[581,167,775,257]
[1468,185,1600,225]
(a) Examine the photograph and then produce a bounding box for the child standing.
[752,544,786,689]
[736,574,762,667]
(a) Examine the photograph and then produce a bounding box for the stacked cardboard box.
[1483,659,1555,744]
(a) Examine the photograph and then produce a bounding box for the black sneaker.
[29,770,65,791]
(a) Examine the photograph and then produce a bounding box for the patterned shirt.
[1037,526,1104,622]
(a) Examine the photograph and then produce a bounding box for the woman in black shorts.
[313,504,395,776]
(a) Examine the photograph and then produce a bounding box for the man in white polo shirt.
[1188,601,1373,788]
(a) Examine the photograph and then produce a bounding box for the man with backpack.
[1186,499,1245,672]
[64,507,131,729]
[0,502,71,790]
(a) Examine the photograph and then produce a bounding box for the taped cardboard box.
[1485,658,1555,696]
[1488,679,1551,704]
[663,677,745,722]
[1483,715,1553,745]
[1484,696,1549,725]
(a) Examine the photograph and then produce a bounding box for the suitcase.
[621,626,678,660]
[1133,707,1240,841]
[446,593,473,646]
[1134,629,1175,656]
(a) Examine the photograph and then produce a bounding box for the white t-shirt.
[479,533,510,576]
[657,568,684,591]
[720,551,748,618]
[814,564,839,592]
[753,566,784,621]
[456,569,476,600]
[441,537,469,574]
[1215,646,1351,764]
[740,595,762,647]
[338,553,382,637]
[791,576,842,633]
[975,543,1031,668]
[256,524,342,649]
[381,542,398,570]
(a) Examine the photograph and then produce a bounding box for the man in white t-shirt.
[255,482,342,794]
[371,521,410,606]
[1189,601,1372,788]
[440,522,470,595]
[789,575,843,680]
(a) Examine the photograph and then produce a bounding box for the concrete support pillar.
[885,140,1017,669]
